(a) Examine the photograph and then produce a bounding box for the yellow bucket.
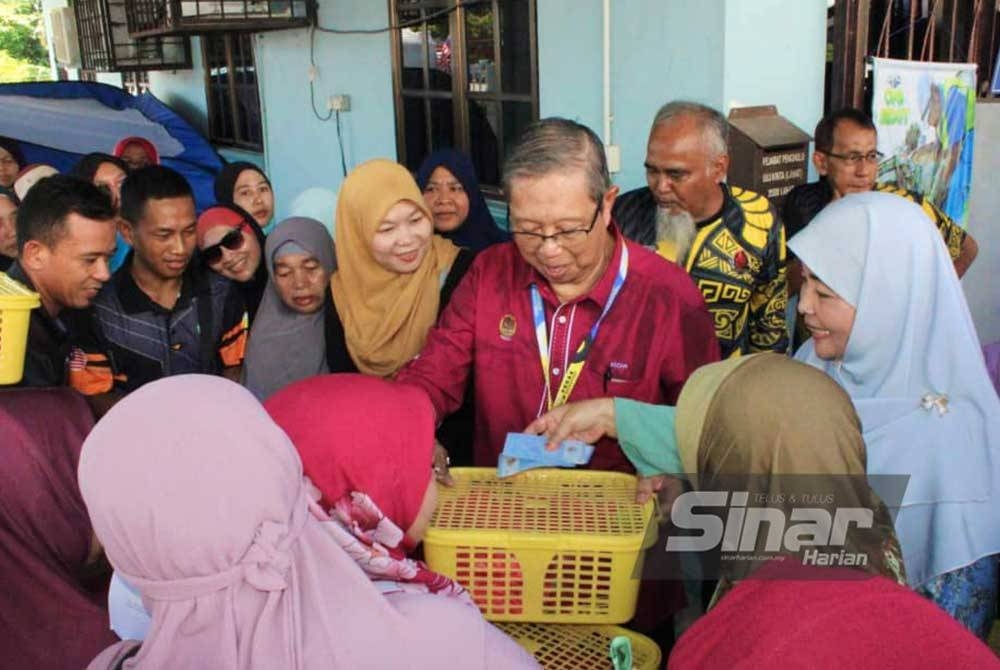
[0,272,41,385]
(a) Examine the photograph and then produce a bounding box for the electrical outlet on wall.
[328,94,351,112]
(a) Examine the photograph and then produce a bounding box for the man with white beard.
[614,101,788,357]
[655,206,697,265]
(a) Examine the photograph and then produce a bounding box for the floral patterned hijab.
[265,373,470,601]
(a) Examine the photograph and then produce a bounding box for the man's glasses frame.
[823,150,884,166]
[508,202,603,247]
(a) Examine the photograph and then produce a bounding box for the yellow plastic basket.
[496,622,661,670]
[424,467,657,624]
[0,272,40,385]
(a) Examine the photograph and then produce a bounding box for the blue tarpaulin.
[0,81,223,212]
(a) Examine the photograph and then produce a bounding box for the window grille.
[74,0,191,72]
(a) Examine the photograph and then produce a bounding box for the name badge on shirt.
[499,314,517,340]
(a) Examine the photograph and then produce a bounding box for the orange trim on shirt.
[68,353,115,396]
[218,316,248,367]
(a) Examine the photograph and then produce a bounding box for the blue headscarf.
[415,148,509,251]
[792,191,1000,587]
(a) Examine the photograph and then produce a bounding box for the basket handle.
[609,635,633,670]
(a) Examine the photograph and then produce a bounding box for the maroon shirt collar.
[515,224,624,308]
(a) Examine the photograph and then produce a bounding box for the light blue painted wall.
[537,1,727,192]
[961,102,1000,345]
[611,1,727,192]
[536,1,603,134]
[144,2,395,224]
[531,0,823,194]
[722,0,827,163]
[149,37,211,138]
[254,1,396,223]
[95,72,122,87]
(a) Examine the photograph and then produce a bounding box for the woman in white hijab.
[791,191,1000,638]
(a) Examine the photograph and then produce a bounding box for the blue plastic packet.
[497,455,546,478]
[497,433,595,478]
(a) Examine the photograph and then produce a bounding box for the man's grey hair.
[502,118,610,204]
[652,101,729,159]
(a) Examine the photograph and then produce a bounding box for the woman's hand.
[432,441,454,487]
[524,398,617,450]
[637,474,686,517]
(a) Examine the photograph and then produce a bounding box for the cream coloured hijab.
[331,159,460,377]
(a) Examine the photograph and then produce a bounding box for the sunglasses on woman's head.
[202,224,247,265]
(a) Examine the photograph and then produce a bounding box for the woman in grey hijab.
[243,217,336,400]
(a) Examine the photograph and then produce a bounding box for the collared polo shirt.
[78,257,247,394]
[396,227,720,471]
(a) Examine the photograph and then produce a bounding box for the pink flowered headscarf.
[79,374,538,670]
[266,374,470,602]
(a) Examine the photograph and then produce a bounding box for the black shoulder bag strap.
[439,248,476,315]
[194,273,217,373]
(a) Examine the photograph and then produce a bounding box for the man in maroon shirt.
[396,118,719,477]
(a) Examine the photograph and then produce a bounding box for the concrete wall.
[253,0,396,222]
[539,0,825,193]
[609,1,727,192]
[722,0,827,157]
[138,2,395,224]
[962,102,1000,346]
[536,0,605,139]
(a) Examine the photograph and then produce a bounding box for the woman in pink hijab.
[79,374,537,670]
[0,387,118,669]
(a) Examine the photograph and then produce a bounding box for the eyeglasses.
[823,150,883,166]
[201,224,248,265]
[509,202,602,247]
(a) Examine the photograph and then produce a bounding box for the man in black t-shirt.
[5,175,116,388]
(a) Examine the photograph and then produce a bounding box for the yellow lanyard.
[530,243,629,410]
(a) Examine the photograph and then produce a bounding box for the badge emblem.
[499,314,517,340]
[732,250,748,270]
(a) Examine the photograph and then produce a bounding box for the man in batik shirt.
[614,101,788,358]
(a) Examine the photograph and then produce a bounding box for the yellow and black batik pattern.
[875,184,966,262]
[666,186,788,358]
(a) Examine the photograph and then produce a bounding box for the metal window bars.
[74,0,191,72]
[124,0,315,38]
[831,0,1000,109]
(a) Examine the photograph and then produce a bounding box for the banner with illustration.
[871,57,977,227]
